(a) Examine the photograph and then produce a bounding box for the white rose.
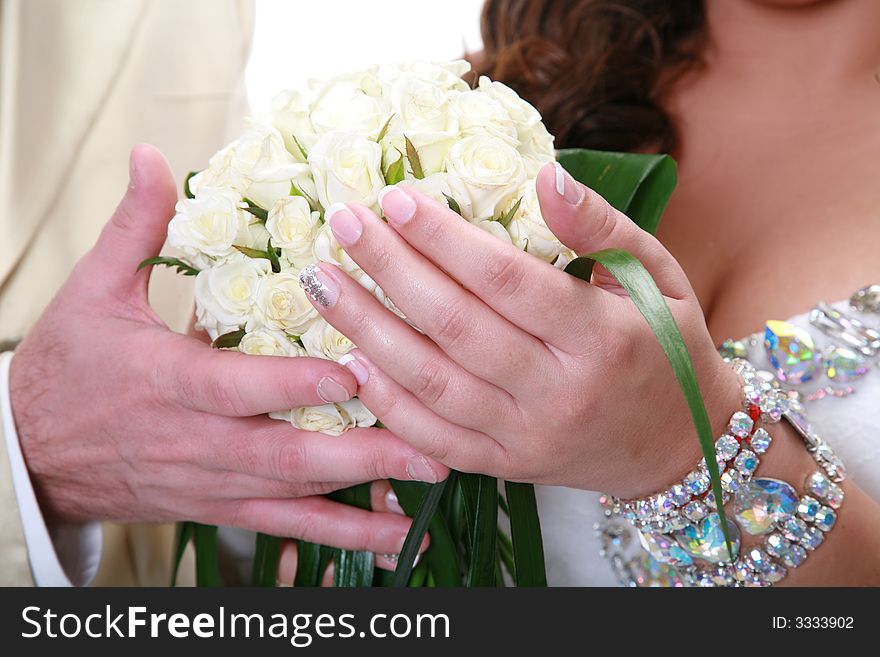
[187,145,236,197]
[266,196,321,268]
[383,76,460,176]
[518,123,556,176]
[265,89,317,161]
[285,400,376,436]
[337,398,377,428]
[249,272,318,336]
[301,321,355,361]
[477,76,556,168]
[309,67,388,137]
[451,89,517,144]
[444,135,526,220]
[244,222,272,253]
[380,60,471,93]
[507,183,566,262]
[553,249,579,270]
[477,76,542,130]
[313,223,378,293]
[167,188,249,266]
[194,256,269,339]
[398,172,473,219]
[239,329,307,357]
[308,131,385,210]
[230,123,304,208]
[289,403,350,436]
[474,219,514,244]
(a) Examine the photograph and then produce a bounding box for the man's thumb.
[90,144,178,293]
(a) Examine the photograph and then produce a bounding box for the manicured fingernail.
[553,162,584,205]
[298,264,339,307]
[326,203,362,247]
[406,455,438,484]
[338,353,369,385]
[385,489,405,515]
[378,185,417,227]
[316,376,352,403]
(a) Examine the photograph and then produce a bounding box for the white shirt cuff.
[0,351,103,586]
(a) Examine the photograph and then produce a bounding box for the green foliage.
[136,256,199,277]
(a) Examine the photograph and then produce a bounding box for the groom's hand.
[7,145,445,556]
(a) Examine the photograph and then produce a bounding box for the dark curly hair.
[474,0,706,153]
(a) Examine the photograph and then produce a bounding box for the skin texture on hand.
[301,162,742,498]
[8,144,447,557]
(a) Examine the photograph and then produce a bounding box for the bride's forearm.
[756,419,880,586]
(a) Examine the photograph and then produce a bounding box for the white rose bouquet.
[144,60,709,587]
[158,60,572,438]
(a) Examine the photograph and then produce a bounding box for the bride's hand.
[303,162,741,497]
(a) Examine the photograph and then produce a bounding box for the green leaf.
[267,238,282,274]
[392,477,462,586]
[136,256,199,277]
[391,477,450,587]
[498,196,523,229]
[497,528,516,578]
[566,248,734,561]
[504,482,547,586]
[403,135,425,180]
[334,550,376,588]
[385,151,406,185]
[243,199,269,222]
[251,533,282,587]
[211,328,245,349]
[294,541,323,587]
[292,134,309,160]
[376,114,395,142]
[442,193,463,217]
[233,245,269,259]
[460,473,498,587]
[183,171,199,199]
[170,521,194,586]
[556,149,677,235]
[331,483,376,587]
[192,523,220,587]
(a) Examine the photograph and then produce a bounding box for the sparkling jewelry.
[298,264,333,307]
[850,284,880,314]
[607,359,786,537]
[596,360,846,587]
[809,302,880,357]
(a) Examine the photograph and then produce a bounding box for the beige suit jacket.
[0,0,254,585]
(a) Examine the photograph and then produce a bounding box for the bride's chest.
[656,132,880,342]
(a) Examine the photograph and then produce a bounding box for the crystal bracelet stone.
[596,358,847,587]
[608,359,787,535]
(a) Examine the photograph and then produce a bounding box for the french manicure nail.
[385,489,405,515]
[326,203,363,247]
[316,376,352,403]
[553,161,584,205]
[378,185,417,227]
[338,353,369,385]
[298,264,339,307]
[406,455,438,484]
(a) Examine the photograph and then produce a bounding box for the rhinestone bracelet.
[609,359,788,535]
[596,359,847,587]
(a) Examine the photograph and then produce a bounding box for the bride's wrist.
[621,355,742,499]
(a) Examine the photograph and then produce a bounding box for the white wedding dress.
[536,296,880,586]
